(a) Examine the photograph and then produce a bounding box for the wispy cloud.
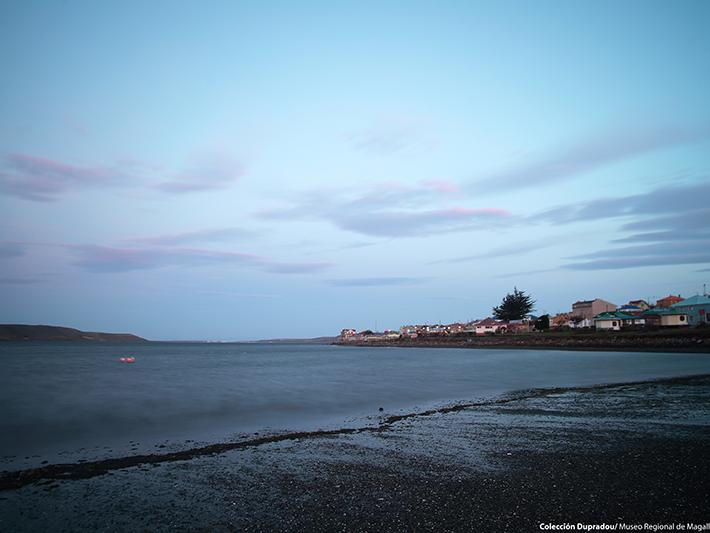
[0,242,26,259]
[431,238,555,264]
[538,181,710,225]
[0,150,247,201]
[536,180,710,271]
[563,241,710,270]
[259,182,511,238]
[333,207,510,237]
[473,123,710,192]
[420,179,460,194]
[0,276,43,285]
[154,152,245,193]
[68,245,330,275]
[0,153,132,201]
[347,117,438,155]
[327,277,431,287]
[496,268,557,279]
[123,227,255,246]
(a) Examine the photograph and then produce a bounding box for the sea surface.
[2,342,710,470]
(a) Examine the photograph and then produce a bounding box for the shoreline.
[334,329,710,353]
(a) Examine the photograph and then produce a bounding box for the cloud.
[68,245,329,275]
[497,268,557,279]
[0,276,43,285]
[563,240,710,270]
[473,123,710,191]
[432,238,555,264]
[347,117,438,155]
[259,183,511,238]
[332,207,510,237]
[0,153,132,201]
[327,277,431,287]
[0,242,26,259]
[124,227,255,246]
[0,151,246,201]
[261,262,331,274]
[154,152,245,193]
[538,181,710,225]
[420,179,460,193]
[533,180,710,271]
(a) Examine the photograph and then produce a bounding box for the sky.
[1,0,709,340]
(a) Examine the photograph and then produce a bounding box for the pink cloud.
[0,153,130,201]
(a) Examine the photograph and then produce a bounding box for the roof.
[642,309,687,316]
[594,311,637,320]
[672,294,710,307]
[476,318,503,326]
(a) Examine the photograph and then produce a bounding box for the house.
[551,313,571,328]
[572,299,617,320]
[340,328,357,340]
[399,325,421,338]
[617,304,643,315]
[552,313,593,328]
[446,323,466,334]
[463,321,479,334]
[593,311,644,331]
[655,295,684,308]
[641,309,689,328]
[629,299,651,311]
[671,294,710,326]
[507,319,533,333]
[474,318,507,335]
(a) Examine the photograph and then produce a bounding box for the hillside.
[0,324,149,342]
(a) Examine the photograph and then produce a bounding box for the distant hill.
[250,336,338,345]
[0,324,149,342]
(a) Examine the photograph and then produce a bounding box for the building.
[446,323,466,334]
[641,309,689,328]
[671,295,710,326]
[593,311,644,331]
[572,299,617,320]
[474,318,507,335]
[655,295,684,308]
[617,304,643,314]
[340,328,357,340]
[628,299,651,311]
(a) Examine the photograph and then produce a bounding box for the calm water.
[2,342,710,469]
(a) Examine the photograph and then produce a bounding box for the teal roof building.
[671,295,710,326]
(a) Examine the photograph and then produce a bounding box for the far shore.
[334,328,710,353]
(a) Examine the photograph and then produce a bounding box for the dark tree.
[535,314,550,330]
[492,287,535,321]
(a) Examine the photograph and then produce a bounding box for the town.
[339,291,710,343]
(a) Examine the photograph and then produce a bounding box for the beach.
[2,374,709,532]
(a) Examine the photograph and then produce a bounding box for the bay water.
[2,342,710,470]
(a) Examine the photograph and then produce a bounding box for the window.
[680,315,685,322]
[612,321,618,327]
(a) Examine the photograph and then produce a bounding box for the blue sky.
[1,0,709,340]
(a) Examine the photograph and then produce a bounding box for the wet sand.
[1,375,709,532]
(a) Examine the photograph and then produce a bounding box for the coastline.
[2,374,709,531]
[334,329,710,353]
